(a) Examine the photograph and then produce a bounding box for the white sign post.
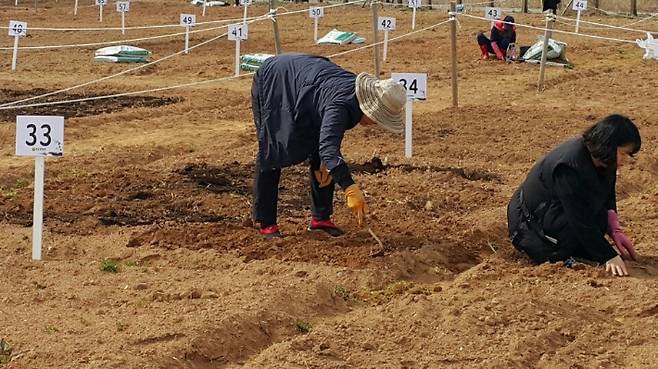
[309,7,324,43]
[377,16,396,62]
[408,0,419,30]
[74,0,78,16]
[391,73,427,158]
[484,7,502,28]
[572,0,587,33]
[228,23,248,77]
[8,21,27,71]
[202,0,207,16]
[241,0,252,25]
[96,0,107,22]
[116,1,129,35]
[15,115,65,261]
[180,14,196,54]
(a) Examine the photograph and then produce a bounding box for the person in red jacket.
[477,15,517,61]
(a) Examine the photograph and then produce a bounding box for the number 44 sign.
[573,0,587,10]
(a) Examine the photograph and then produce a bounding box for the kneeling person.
[507,114,641,276]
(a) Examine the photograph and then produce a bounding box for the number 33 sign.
[16,116,64,156]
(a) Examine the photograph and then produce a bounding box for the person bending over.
[251,53,406,238]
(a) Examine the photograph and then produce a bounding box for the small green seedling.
[295,322,312,334]
[100,259,119,273]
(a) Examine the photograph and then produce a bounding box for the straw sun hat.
[355,72,406,134]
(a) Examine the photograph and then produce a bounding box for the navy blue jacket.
[251,54,363,186]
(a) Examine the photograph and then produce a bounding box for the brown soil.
[0,1,657,369]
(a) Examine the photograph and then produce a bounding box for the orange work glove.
[313,162,332,188]
[345,184,367,226]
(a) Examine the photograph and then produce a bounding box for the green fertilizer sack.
[240,63,262,72]
[240,53,275,66]
[94,55,149,63]
[317,29,365,45]
[95,45,151,57]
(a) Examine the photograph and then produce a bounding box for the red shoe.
[479,44,490,60]
[308,218,344,237]
[259,224,282,239]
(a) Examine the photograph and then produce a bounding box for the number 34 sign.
[391,73,427,100]
[16,116,64,156]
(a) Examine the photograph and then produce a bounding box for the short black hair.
[583,114,641,167]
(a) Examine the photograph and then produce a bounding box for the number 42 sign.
[15,116,64,261]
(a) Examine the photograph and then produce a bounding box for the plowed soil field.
[0,1,657,368]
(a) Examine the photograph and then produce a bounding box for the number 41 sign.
[391,73,427,158]
[16,116,64,261]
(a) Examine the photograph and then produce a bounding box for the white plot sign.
[309,7,324,18]
[8,20,27,71]
[180,14,196,54]
[15,116,65,261]
[378,17,396,62]
[8,20,27,37]
[116,1,129,12]
[228,23,249,77]
[408,0,420,30]
[116,1,130,34]
[572,0,587,10]
[572,0,587,33]
[391,73,427,158]
[378,16,396,31]
[96,0,107,22]
[228,23,248,40]
[309,7,324,42]
[16,116,64,157]
[391,73,427,100]
[180,14,196,27]
[484,7,502,20]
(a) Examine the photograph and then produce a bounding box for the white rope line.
[0,16,452,111]
[0,12,260,32]
[622,12,658,27]
[556,15,656,34]
[0,73,254,110]
[329,18,453,58]
[0,14,269,109]
[0,1,365,50]
[459,13,637,44]
[0,23,231,50]
[0,0,366,32]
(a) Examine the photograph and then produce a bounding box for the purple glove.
[607,210,637,260]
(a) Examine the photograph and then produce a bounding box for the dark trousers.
[477,32,495,54]
[507,189,606,263]
[252,154,334,227]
